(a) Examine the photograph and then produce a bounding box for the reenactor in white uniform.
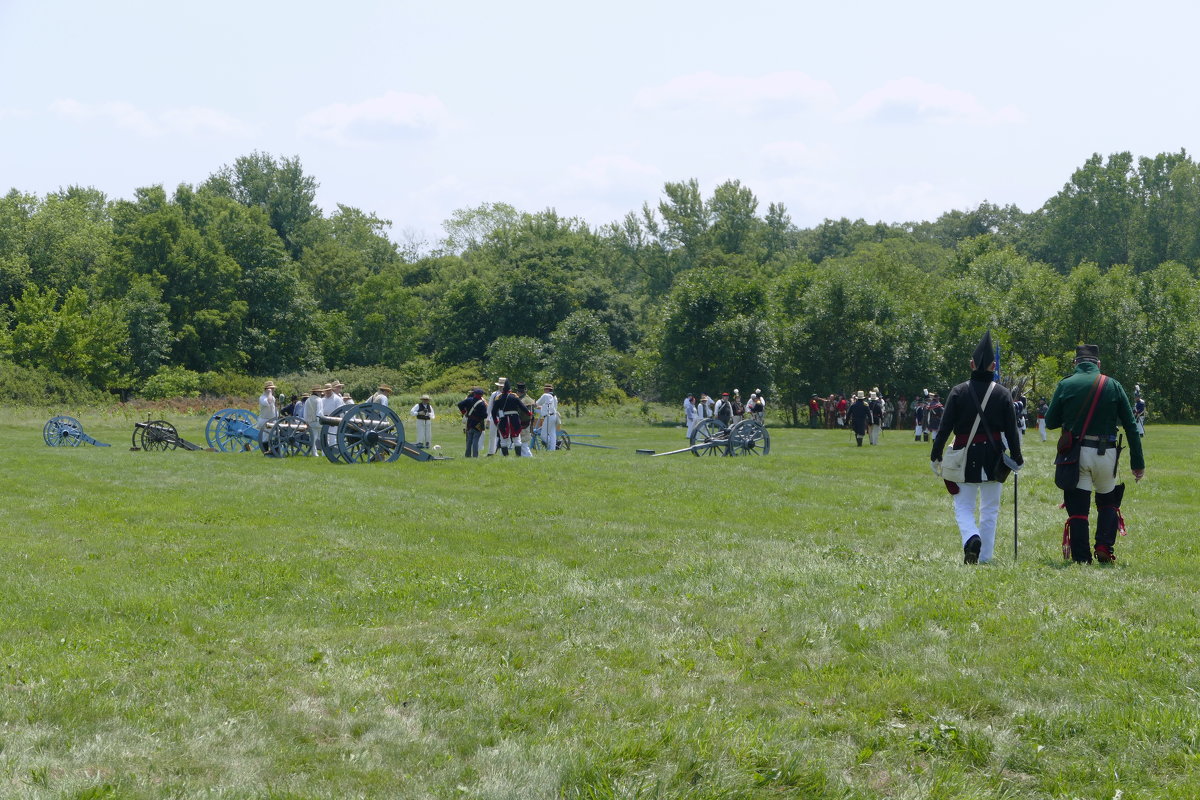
[258,381,278,421]
[536,383,559,451]
[410,394,435,448]
[304,385,326,456]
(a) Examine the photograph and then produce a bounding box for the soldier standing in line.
[731,389,745,422]
[714,392,734,427]
[1046,344,1145,564]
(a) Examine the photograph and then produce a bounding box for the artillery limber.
[130,416,205,452]
[43,416,110,447]
[316,402,449,464]
[643,418,770,457]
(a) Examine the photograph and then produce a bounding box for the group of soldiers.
[683,389,766,436]
[456,378,561,458]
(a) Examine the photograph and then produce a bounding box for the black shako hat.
[971,329,994,367]
[1075,344,1100,361]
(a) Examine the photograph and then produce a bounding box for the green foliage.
[549,310,616,417]
[484,335,546,385]
[0,357,109,404]
[139,365,202,399]
[12,149,1200,421]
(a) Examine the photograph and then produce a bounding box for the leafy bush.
[418,361,488,395]
[0,358,110,406]
[198,371,265,399]
[139,366,201,400]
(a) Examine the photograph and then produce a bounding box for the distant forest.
[3,149,1199,420]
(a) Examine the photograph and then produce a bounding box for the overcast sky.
[2,0,1196,248]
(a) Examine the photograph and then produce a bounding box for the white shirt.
[303,395,322,423]
[323,392,343,414]
[410,403,435,420]
[684,398,697,420]
[368,392,389,407]
[258,392,277,420]
[536,392,557,418]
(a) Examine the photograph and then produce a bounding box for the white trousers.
[914,424,923,439]
[1037,419,1047,441]
[542,416,558,450]
[868,425,881,445]
[487,420,499,454]
[414,418,432,446]
[952,481,1002,563]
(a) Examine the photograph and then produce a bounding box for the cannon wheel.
[263,415,312,458]
[139,420,179,452]
[690,418,729,456]
[206,408,261,452]
[557,430,571,450]
[44,416,85,447]
[321,405,354,464]
[337,402,405,463]
[727,419,770,456]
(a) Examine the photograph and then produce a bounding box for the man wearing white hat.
[321,382,343,454]
[367,384,392,408]
[304,385,325,456]
[410,394,435,448]
[259,381,278,421]
[536,383,559,451]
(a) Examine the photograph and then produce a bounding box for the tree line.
[2,149,1198,419]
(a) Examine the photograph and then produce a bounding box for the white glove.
[930,460,942,477]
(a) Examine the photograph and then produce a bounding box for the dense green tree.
[548,310,614,417]
[484,336,545,385]
[654,267,771,399]
[9,286,127,389]
[204,152,320,259]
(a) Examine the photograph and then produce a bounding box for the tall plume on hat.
[971,329,995,369]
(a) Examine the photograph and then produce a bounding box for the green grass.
[1,408,1196,799]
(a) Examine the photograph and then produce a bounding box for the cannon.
[260,414,313,458]
[130,417,204,452]
[643,418,770,457]
[316,402,448,464]
[531,427,571,451]
[205,408,263,452]
[43,416,111,447]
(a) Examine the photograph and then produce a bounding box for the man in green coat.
[1045,344,1145,563]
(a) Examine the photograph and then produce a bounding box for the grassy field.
[1,407,1196,799]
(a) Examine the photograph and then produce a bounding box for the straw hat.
[543,383,553,391]
[263,381,275,389]
[377,384,393,393]
[322,383,333,392]
[420,394,431,401]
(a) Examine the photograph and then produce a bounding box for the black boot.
[964,535,981,564]
[856,436,863,446]
[1064,488,1093,563]
[1095,484,1124,563]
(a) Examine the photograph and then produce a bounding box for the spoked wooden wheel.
[689,418,729,456]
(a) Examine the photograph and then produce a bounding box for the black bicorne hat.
[972,329,994,368]
[1075,344,1100,361]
